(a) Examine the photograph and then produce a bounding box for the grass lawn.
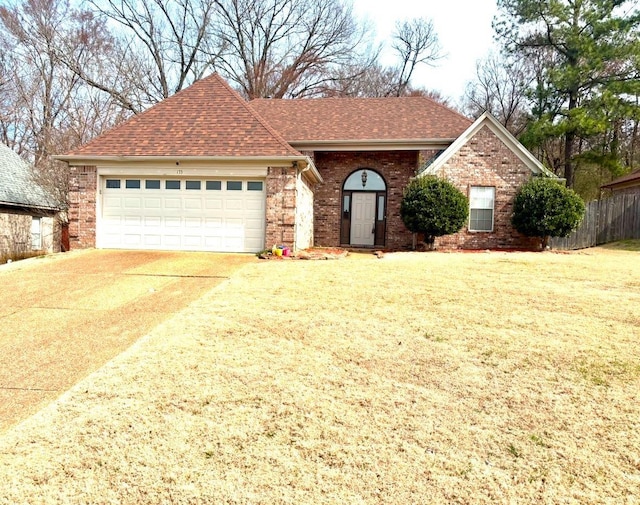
[0,244,639,504]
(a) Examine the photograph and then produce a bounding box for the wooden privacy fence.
[550,193,640,250]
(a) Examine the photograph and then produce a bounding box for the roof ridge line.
[216,78,301,157]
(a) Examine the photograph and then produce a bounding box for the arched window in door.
[341,169,387,247]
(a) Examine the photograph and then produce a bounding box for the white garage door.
[99,177,266,252]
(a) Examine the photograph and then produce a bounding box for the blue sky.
[351,0,499,104]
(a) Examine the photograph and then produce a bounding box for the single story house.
[56,73,555,253]
[601,169,640,196]
[0,143,61,257]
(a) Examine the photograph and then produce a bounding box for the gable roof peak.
[61,73,301,159]
[420,111,556,178]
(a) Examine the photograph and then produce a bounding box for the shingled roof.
[0,144,58,211]
[64,73,301,158]
[601,169,640,190]
[250,96,472,144]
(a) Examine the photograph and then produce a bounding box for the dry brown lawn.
[0,245,639,504]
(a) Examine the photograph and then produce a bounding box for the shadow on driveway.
[0,249,254,432]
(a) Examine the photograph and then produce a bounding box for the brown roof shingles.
[601,169,640,189]
[67,74,300,158]
[249,96,472,142]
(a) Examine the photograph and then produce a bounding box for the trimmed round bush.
[400,176,469,249]
[512,177,585,248]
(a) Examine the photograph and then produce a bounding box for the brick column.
[265,166,297,249]
[68,165,97,249]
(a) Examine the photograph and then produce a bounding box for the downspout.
[293,156,317,252]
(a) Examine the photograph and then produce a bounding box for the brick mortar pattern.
[265,166,298,248]
[313,151,420,250]
[434,126,540,250]
[68,165,97,249]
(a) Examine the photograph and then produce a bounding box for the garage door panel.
[204,236,222,249]
[144,198,162,209]
[164,198,182,210]
[103,196,123,210]
[246,199,265,211]
[184,198,202,210]
[163,235,181,247]
[100,177,265,252]
[124,216,141,226]
[225,218,244,227]
[245,218,264,231]
[205,199,223,211]
[123,234,142,245]
[225,198,244,211]
[184,217,202,228]
[124,197,142,209]
[184,235,203,247]
[165,217,181,228]
[205,218,223,229]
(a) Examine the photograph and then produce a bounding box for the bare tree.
[0,0,126,208]
[212,0,372,98]
[0,0,94,163]
[79,0,221,111]
[391,17,442,97]
[462,52,531,135]
[318,61,397,98]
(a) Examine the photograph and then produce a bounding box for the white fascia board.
[56,154,323,183]
[289,139,455,152]
[97,165,270,178]
[420,112,556,178]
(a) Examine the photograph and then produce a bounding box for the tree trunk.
[541,235,550,250]
[564,91,578,187]
[424,235,436,251]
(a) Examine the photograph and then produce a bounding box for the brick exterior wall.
[433,126,540,250]
[264,165,315,251]
[68,165,97,249]
[265,166,297,249]
[67,128,541,252]
[313,151,419,250]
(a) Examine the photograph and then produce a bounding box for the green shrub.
[512,177,585,248]
[400,176,469,249]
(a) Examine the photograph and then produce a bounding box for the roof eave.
[601,179,640,190]
[288,139,456,152]
[0,200,60,212]
[53,154,323,185]
[54,154,310,165]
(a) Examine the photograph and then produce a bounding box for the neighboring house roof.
[250,96,472,150]
[61,73,302,159]
[0,144,58,211]
[601,169,640,190]
[419,112,557,178]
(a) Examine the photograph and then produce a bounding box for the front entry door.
[350,192,376,246]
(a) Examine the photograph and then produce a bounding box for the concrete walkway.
[0,249,253,432]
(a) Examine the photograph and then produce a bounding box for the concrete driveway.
[0,249,254,432]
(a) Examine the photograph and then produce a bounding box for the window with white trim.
[469,186,495,232]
